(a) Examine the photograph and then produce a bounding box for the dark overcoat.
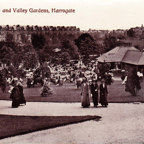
[18,85,26,105]
[10,86,20,108]
[91,83,98,106]
[100,83,108,106]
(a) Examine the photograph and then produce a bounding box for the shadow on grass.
[0,114,101,140]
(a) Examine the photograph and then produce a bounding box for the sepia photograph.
[0,0,144,143]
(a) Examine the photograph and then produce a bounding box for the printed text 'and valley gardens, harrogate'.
[1,8,75,14]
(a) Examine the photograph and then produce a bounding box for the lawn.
[0,78,144,103]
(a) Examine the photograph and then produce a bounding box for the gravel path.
[0,101,144,143]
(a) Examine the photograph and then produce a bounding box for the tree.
[23,49,39,69]
[127,28,135,38]
[38,45,54,64]
[0,45,13,65]
[31,33,46,49]
[5,33,18,51]
[5,25,9,30]
[61,40,79,60]
[11,50,24,69]
[22,44,34,53]
[0,44,25,68]
[75,33,99,64]
[59,52,71,65]
[26,25,30,30]
[6,32,14,42]
[8,65,18,77]
[103,35,117,52]
[21,33,28,44]
[117,34,126,40]
[75,33,94,48]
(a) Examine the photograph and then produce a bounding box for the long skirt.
[81,93,90,107]
[12,98,20,108]
[19,93,26,104]
[92,92,98,106]
[100,93,108,106]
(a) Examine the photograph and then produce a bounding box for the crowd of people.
[1,62,143,109]
[11,63,113,108]
[49,64,113,108]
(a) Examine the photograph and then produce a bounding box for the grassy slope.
[0,115,101,139]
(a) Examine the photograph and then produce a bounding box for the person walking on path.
[17,80,26,105]
[91,79,98,107]
[81,78,90,108]
[99,79,108,107]
[9,78,21,108]
[125,68,141,96]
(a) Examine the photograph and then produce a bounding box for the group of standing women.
[81,78,108,108]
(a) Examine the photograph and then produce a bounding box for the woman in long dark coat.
[10,79,21,108]
[125,68,141,96]
[100,79,108,107]
[91,80,98,107]
[17,81,26,105]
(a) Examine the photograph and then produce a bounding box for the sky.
[0,0,144,30]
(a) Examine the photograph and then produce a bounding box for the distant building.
[0,25,81,44]
[97,46,144,71]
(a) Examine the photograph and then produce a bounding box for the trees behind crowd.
[0,30,119,71]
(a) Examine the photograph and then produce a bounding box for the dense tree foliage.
[75,33,100,64]
[0,30,121,72]
[31,33,46,49]
[103,35,117,52]
[0,45,13,65]
[38,45,54,64]
[23,49,39,69]
[6,32,14,42]
[59,52,71,65]
[60,40,79,60]
[127,28,135,38]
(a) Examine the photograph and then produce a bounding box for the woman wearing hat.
[10,78,21,108]
[91,79,98,107]
[17,80,26,105]
[81,78,90,107]
[100,79,108,107]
